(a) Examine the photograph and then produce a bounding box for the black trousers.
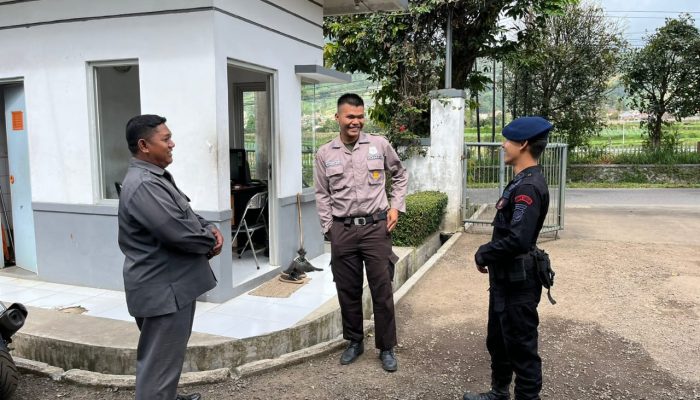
[134,301,196,400]
[330,219,396,350]
[487,275,542,400]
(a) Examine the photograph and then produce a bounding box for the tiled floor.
[0,252,336,339]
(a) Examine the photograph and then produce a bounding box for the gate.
[462,142,568,233]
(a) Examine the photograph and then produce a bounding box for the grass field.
[465,120,700,147]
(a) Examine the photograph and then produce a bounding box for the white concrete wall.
[0,0,323,210]
[0,0,325,293]
[404,90,466,232]
[0,5,218,208]
[212,1,324,205]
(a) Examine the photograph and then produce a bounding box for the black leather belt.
[333,211,387,226]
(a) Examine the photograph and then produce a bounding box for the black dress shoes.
[379,348,398,372]
[462,389,510,400]
[176,393,202,400]
[340,341,364,365]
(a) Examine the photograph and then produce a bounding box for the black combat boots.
[463,386,510,400]
[340,341,364,365]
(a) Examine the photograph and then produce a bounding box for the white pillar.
[404,89,465,232]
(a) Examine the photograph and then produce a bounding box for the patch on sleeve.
[324,160,341,167]
[514,194,533,205]
[512,203,528,223]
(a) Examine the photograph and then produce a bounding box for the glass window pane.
[94,64,140,199]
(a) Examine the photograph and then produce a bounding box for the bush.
[392,191,448,247]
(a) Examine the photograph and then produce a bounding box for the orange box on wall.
[11,111,23,131]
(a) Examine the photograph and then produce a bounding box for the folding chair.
[231,191,268,269]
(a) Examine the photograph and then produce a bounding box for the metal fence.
[462,142,568,233]
[568,144,697,163]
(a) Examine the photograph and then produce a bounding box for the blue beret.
[502,116,553,141]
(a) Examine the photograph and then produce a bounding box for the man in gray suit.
[118,114,223,400]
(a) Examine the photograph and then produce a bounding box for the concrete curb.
[16,358,233,388]
[14,232,458,388]
[233,233,464,379]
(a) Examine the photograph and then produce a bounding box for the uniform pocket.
[367,159,385,186]
[325,165,344,191]
[174,194,191,215]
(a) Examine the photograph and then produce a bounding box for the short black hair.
[337,93,364,109]
[527,134,549,159]
[126,114,167,155]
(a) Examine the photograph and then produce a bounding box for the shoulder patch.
[514,194,533,205]
[512,204,528,223]
[324,160,341,167]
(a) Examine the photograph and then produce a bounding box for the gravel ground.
[10,206,700,399]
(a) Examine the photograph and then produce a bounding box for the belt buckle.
[353,217,367,226]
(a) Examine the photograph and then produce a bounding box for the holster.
[531,247,556,305]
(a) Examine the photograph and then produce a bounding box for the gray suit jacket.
[118,158,217,318]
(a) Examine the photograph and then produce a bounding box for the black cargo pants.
[330,219,397,350]
[487,263,543,400]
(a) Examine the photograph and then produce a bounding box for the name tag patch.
[367,154,383,160]
[325,160,341,167]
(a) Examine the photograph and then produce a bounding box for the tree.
[622,15,700,150]
[504,3,624,148]
[324,0,572,158]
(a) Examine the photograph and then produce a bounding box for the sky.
[595,0,700,47]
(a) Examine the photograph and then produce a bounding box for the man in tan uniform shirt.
[314,93,408,372]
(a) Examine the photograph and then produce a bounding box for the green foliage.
[503,3,624,148]
[245,114,256,133]
[324,0,572,158]
[622,15,700,149]
[392,191,448,247]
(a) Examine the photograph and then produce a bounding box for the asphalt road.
[467,188,700,209]
[565,188,700,207]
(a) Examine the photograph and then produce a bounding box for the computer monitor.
[230,148,252,185]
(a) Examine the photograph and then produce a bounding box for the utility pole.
[445,6,452,89]
[501,62,505,129]
[491,58,496,142]
[475,60,481,143]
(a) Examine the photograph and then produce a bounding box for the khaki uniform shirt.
[314,133,408,233]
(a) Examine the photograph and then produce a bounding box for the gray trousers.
[134,301,196,400]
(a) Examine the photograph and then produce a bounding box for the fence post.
[405,89,466,232]
[558,144,568,229]
[498,147,505,195]
[462,144,468,221]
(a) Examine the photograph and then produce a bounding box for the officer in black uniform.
[463,116,552,400]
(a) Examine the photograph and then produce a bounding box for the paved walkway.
[0,253,333,339]
[566,188,700,207]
